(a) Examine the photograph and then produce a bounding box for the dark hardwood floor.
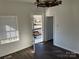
[1,41,79,59]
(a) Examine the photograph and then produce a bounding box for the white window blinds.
[0,16,19,44]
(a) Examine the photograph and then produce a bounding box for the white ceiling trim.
[7,0,35,3]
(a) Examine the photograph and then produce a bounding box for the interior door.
[46,16,53,41]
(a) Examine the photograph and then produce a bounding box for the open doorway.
[45,16,53,44]
[32,15,44,44]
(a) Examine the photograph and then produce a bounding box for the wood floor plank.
[1,41,79,59]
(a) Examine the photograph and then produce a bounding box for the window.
[0,16,19,44]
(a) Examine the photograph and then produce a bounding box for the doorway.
[45,16,53,44]
[32,15,44,44]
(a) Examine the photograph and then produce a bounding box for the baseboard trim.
[0,45,33,58]
[54,45,79,57]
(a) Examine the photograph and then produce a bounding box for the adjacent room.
[0,0,79,59]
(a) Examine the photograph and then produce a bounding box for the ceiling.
[7,0,35,3]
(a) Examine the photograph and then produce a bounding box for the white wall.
[46,0,79,53]
[72,0,79,53]
[0,0,43,57]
